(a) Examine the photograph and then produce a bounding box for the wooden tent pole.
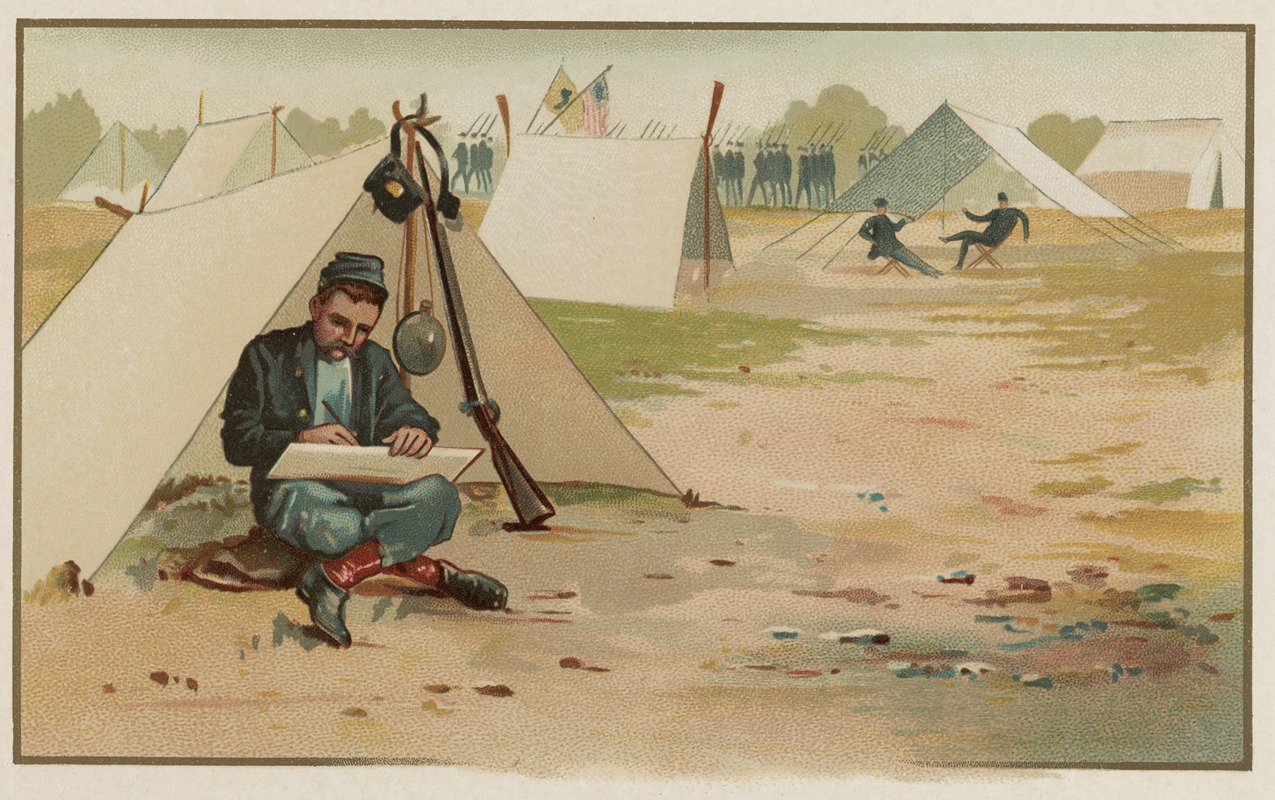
[139,180,150,213]
[270,104,284,176]
[496,94,512,158]
[703,82,725,303]
[198,91,204,125]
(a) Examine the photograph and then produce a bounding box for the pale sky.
[22,26,1250,155]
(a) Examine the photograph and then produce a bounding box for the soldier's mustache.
[318,340,359,359]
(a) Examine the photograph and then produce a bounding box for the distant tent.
[144,111,313,211]
[478,135,734,309]
[1077,119,1245,211]
[58,121,166,206]
[21,141,678,585]
[826,103,1175,251]
[831,103,1129,218]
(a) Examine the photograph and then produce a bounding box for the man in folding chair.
[939,191,1030,270]
[859,197,944,278]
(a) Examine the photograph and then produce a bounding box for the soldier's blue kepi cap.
[319,252,388,295]
[874,197,888,207]
[997,191,1008,201]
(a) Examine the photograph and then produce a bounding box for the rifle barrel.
[411,128,555,529]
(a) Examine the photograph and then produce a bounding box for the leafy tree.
[285,107,344,158]
[1026,113,1105,172]
[133,124,189,171]
[776,85,896,194]
[287,106,387,158]
[22,89,102,204]
[340,107,386,149]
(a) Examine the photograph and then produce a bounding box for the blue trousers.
[264,475,461,566]
[945,230,998,268]
[888,246,943,278]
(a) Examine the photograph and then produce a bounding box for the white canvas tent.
[825,103,1178,252]
[144,112,313,211]
[478,135,734,309]
[832,103,1130,218]
[58,121,167,206]
[1077,119,1245,211]
[21,140,678,586]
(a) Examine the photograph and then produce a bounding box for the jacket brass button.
[295,368,304,378]
[299,409,308,418]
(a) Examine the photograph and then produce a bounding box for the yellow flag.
[542,67,584,133]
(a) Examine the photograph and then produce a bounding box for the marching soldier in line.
[732,142,746,206]
[759,144,770,207]
[719,144,729,206]
[481,136,496,194]
[775,142,785,207]
[810,144,826,208]
[795,146,813,208]
[747,141,770,206]
[451,133,471,195]
[468,135,482,195]
[826,144,838,206]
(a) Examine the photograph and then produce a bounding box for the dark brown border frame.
[11,18,1256,772]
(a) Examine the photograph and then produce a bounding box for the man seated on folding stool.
[939,191,1030,270]
[858,197,943,278]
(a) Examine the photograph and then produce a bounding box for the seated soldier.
[220,252,506,648]
[939,191,1030,270]
[858,197,943,278]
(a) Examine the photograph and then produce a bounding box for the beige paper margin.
[1,1,1270,797]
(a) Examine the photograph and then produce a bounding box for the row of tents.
[58,111,314,208]
[25,98,1246,585]
[59,102,1244,310]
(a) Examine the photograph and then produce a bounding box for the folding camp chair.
[966,242,1004,270]
[875,256,911,277]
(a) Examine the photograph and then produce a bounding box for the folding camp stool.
[875,256,911,277]
[966,242,1004,270]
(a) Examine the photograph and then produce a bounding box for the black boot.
[296,564,352,648]
[439,560,508,611]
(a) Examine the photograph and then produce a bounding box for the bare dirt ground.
[17,203,1247,777]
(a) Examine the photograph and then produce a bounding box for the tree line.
[21,90,389,205]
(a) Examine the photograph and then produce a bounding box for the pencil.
[321,400,357,437]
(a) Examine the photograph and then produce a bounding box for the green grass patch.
[544,482,685,512]
[915,253,1244,382]
[1113,477,1222,505]
[529,298,868,400]
[1032,475,1113,498]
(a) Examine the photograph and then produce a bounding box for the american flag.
[582,77,609,137]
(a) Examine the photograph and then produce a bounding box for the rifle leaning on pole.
[393,102,556,530]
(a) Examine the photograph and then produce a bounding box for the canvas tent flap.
[1078,119,1245,210]
[23,140,677,585]
[947,106,1128,218]
[1078,119,1223,173]
[830,104,991,216]
[831,103,1127,219]
[58,121,166,205]
[478,134,734,309]
[146,113,314,211]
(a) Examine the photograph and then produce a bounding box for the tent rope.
[943,101,948,237]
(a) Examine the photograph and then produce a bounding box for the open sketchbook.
[267,443,484,484]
